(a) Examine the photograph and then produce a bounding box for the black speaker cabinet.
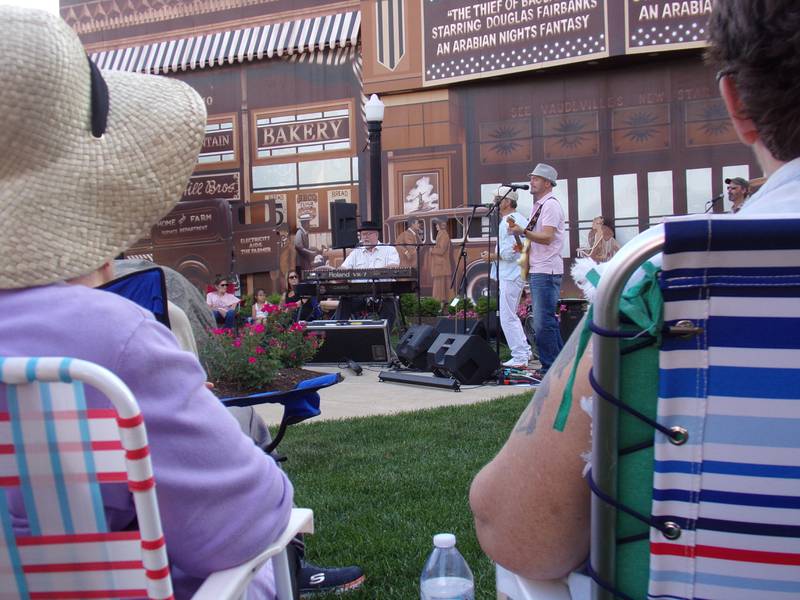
[330,202,359,249]
[305,319,391,364]
[559,298,588,342]
[426,333,499,385]
[434,317,488,340]
[396,324,439,370]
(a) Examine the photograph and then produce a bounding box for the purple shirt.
[0,283,293,599]
[528,193,565,275]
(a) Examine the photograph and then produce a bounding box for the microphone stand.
[451,204,479,335]
[484,189,513,382]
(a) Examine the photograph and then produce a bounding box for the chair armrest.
[192,508,314,600]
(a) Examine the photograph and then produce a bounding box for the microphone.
[503,183,530,190]
[704,193,725,213]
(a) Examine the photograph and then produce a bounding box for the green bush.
[268,292,283,305]
[419,296,444,316]
[475,296,498,315]
[399,293,417,317]
[239,293,254,318]
[447,297,474,315]
[400,294,443,317]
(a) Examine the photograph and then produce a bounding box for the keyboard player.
[333,229,401,329]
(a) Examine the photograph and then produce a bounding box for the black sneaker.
[298,561,365,596]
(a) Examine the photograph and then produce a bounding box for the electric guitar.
[506,202,545,280]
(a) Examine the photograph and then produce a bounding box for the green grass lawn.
[275,392,532,599]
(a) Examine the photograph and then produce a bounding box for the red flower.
[252,323,265,334]
[248,356,257,364]
[255,346,265,354]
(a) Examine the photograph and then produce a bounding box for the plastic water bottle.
[420,533,474,600]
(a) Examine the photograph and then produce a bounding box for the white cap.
[433,533,456,548]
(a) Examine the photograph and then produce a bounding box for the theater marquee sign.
[625,0,712,54]
[422,0,609,85]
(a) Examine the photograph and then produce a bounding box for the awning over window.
[90,10,360,74]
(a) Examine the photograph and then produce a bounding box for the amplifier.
[304,319,391,365]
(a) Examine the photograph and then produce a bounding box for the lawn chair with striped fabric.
[590,214,800,600]
[0,356,313,600]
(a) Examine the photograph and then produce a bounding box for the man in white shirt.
[334,229,401,329]
[494,187,532,369]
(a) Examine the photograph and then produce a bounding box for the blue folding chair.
[590,214,800,600]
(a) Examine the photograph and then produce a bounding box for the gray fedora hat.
[528,163,558,186]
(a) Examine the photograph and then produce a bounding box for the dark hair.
[286,271,299,290]
[602,218,615,238]
[706,0,800,161]
[214,276,228,286]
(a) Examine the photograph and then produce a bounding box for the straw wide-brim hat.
[0,6,206,289]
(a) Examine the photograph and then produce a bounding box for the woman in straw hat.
[0,7,295,599]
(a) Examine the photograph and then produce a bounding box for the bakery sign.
[625,0,712,54]
[422,0,608,86]
[253,104,351,160]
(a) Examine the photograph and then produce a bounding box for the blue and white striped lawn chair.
[0,356,313,600]
[591,214,800,600]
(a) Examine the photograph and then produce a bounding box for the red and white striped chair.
[0,356,312,599]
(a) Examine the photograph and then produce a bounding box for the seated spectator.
[207,275,240,328]
[0,7,291,598]
[252,288,269,325]
[470,0,800,583]
[281,271,322,322]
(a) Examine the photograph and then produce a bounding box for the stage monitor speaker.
[396,324,439,370]
[559,298,588,342]
[330,202,359,249]
[305,319,390,364]
[434,317,488,340]
[426,333,499,385]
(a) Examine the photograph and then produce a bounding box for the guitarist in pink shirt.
[507,163,565,377]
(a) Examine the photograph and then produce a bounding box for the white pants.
[499,277,530,363]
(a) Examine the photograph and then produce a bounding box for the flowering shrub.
[199,303,323,393]
[452,309,479,319]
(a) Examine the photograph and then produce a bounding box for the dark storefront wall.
[136,52,366,294]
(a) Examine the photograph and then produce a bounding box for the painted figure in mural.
[725,176,749,213]
[396,218,424,269]
[333,229,401,328]
[294,214,319,274]
[470,0,800,587]
[586,216,620,263]
[277,229,295,292]
[507,162,565,378]
[430,218,454,304]
[493,187,532,369]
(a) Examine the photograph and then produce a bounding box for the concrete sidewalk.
[252,364,537,426]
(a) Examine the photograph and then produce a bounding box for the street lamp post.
[364,93,385,238]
